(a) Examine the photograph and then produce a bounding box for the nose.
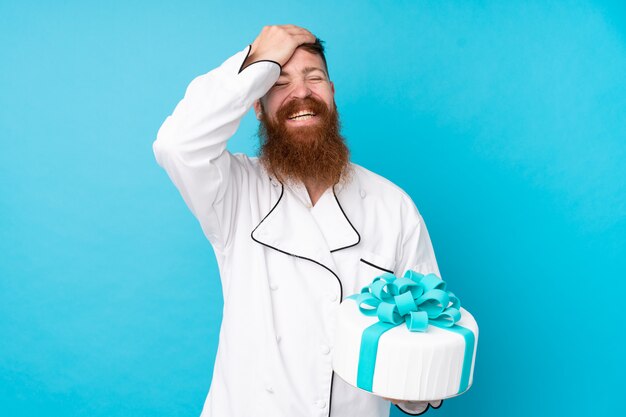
[289,79,312,99]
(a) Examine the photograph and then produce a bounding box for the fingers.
[268,24,316,45]
[282,24,313,35]
[293,32,317,45]
[283,25,315,43]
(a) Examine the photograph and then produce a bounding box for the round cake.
[331,272,479,401]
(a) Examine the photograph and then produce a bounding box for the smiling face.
[254,47,336,130]
[255,47,351,188]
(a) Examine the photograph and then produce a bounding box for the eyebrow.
[279,66,327,77]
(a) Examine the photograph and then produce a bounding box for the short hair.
[298,37,330,78]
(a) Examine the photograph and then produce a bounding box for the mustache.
[275,96,331,121]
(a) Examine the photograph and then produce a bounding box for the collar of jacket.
[251,172,361,276]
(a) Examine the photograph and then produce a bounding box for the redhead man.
[153,25,442,417]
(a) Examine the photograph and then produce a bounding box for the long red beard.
[257,97,352,189]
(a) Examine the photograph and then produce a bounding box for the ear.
[330,81,335,95]
[253,99,262,120]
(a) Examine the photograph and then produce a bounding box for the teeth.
[288,110,316,120]
[291,115,313,121]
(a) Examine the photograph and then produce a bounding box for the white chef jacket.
[153,45,441,417]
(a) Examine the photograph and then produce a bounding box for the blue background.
[1,1,625,416]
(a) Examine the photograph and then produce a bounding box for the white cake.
[332,273,479,401]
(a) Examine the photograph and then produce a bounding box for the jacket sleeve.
[395,196,441,279]
[152,45,280,252]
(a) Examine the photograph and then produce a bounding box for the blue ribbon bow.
[348,270,462,332]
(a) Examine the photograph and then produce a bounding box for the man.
[153,25,442,417]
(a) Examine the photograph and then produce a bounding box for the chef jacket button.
[360,189,366,198]
[320,344,330,355]
[270,282,279,291]
[265,384,274,393]
[315,400,327,409]
[276,335,282,344]
[328,293,338,302]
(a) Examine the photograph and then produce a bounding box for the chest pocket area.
[357,250,397,287]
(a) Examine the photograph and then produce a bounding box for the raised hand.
[242,24,316,70]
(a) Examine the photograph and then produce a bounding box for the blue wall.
[1,1,624,416]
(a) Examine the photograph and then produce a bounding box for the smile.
[288,110,317,120]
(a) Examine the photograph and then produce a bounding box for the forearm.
[152,45,279,246]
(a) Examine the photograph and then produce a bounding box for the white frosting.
[332,300,479,401]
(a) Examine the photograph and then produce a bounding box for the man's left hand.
[382,397,443,414]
